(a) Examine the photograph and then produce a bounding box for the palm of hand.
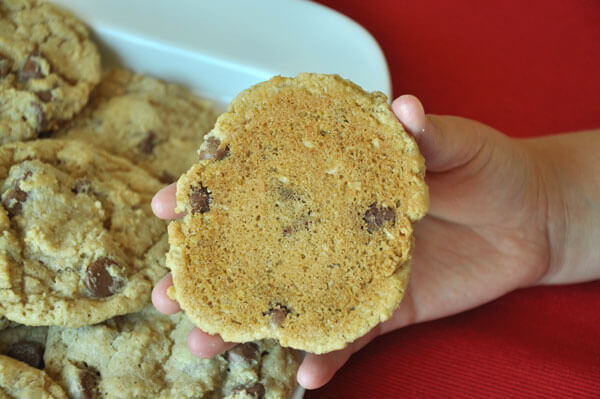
[151,96,555,390]
[392,115,550,331]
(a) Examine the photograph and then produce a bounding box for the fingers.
[391,94,427,135]
[392,95,497,173]
[297,327,381,390]
[188,328,236,358]
[151,183,184,219]
[151,273,181,314]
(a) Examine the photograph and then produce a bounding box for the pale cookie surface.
[0,0,101,144]
[0,139,167,327]
[44,306,300,399]
[55,68,220,182]
[168,73,428,353]
[0,354,68,399]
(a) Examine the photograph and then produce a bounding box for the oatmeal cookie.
[0,0,101,143]
[0,139,167,327]
[55,68,220,182]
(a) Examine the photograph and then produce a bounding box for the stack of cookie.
[0,1,300,398]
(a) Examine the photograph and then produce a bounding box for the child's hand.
[151,95,598,389]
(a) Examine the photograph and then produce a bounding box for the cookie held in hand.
[168,73,428,354]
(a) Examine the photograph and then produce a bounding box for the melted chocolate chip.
[35,90,52,103]
[264,303,291,326]
[242,383,266,399]
[72,179,92,194]
[198,137,230,161]
[363,202,396,233]
[2,172,32,218]
[214,145,230,160]
[79,367,100,399]
[85,257,122,297]
[2,187,27,218]
[198,136,221,160]
[190,184,211,214]
[0,55,11,78]
[5,341,44,369]
[271,308,289,326]
[37,130,53,139]
[138,131,156,154]
[228,342,260,363]
[19,52,46,81]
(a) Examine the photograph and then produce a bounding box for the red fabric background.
[307,1,600,398]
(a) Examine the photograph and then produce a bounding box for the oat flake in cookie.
[0,0,101,144]
[44,306,300,399]
[0,139,167,327]
[168,73,429,354]
[55,68,220,183]
[0,354,68,399]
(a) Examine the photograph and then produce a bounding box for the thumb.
[391,95,493,173]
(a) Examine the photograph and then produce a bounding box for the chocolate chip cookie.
[54,68,220,182]
[44,306,300,399]
[0,354,68,399]
[0,139,167,327]
[167,74,429,353]
[0,0,101,144]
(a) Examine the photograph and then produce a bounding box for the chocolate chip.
[264,303,291,326]
[138,131,156,154]
[0,55,11,78]
[5,341,44,369]
[234,383,265,399]
[85,257,123,297]
[37,130,53,139]
[282,225,293,236]
[2,172,31,218]
[198,136,229,161]
[79,367,100,399]
[189,183,211,214]
[228,342,260,363]
[72,179,92,194]
[35,90,52,103]
[214,145,230,160]
[198,136,221,160]
[363,202,396,233]
[19,51,46,81]
[2,187,27,218]
[271,308,289,325]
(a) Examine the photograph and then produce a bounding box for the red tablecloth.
[308,1,600,398]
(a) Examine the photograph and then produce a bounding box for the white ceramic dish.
[50,1,391,397]
[52,0,391,103]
